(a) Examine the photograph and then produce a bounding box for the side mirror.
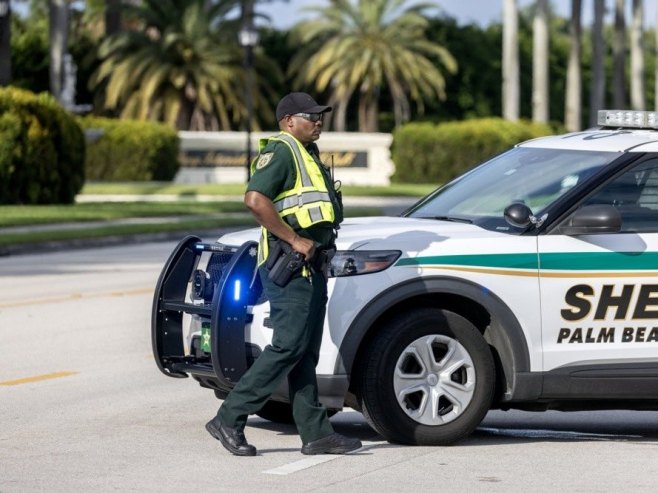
[504,203,534,228]
[558,204,622,235]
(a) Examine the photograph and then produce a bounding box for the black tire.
[214,389,229,400]
[256,400,295,424]
[255,400,339,424]
[356,308,495,445]
[215,391,295,424]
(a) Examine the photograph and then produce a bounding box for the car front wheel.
[357,308,495,445]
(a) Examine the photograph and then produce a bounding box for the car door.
[538,155,658,372]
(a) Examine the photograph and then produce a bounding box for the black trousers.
[216,266,334,444]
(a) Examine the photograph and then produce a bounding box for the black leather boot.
[205,417,257,456]
[301,433,362,455]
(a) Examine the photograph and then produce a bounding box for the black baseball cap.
[276,92,332,121]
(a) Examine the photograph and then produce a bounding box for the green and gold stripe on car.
[396,252,658,278]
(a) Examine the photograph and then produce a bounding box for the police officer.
[205,92,362,456]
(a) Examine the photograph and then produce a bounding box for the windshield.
[407,147,621,232]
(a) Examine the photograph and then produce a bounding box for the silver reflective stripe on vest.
[308,206,323,222]
[274,191,331,212]
[277,134,313,187]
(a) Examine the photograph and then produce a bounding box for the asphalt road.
[1,240,658,492]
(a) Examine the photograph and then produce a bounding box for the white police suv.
[153,110,658,445]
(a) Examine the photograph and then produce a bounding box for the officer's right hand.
[291,235,315,261]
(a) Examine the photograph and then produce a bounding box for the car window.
[407,147,619,233]
[582,157,658,233]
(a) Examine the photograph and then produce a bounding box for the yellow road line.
[0,287,153,309]
[0,371,78,386]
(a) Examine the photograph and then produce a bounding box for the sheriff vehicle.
[152,110,658,445]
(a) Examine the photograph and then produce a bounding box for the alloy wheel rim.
[393,334,476,426]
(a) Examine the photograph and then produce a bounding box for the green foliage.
[78,116,180,181]
[424,18,502,121]
[9,14,49,93]
[391,118,555,184]
[88,0,280,131]
[0,87,85,205]
[289,0,456,132]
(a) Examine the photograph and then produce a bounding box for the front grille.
[203,250,266,306]
[207,251,234,286]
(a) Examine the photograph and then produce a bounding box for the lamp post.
[239,1,259,182]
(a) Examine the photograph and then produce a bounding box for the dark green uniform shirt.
[247,139,343,249]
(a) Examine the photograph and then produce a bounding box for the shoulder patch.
[256,152,273,169]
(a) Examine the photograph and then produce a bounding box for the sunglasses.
[292,112,325,122]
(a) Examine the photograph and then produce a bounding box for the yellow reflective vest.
[252,132,336,266]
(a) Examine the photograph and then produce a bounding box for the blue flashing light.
[233,279,241,301]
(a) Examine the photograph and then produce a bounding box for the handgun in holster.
[312,246,336,279]
[266,238,306,287]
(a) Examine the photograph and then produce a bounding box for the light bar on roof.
[598,109,658,129]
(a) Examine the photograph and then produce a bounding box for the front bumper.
[151,235,259,388]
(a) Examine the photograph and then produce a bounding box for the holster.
[266,238,305,287]
[312,246,336,279]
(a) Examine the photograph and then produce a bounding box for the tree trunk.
[367,95,378,132]
[49,0,69,102]
[330,88,352,132]
[630,0,645,110]
[176,92,194,131]
[332,99,347,132]
[655,5,658,110]
[105,0,122,36]
[502,0,519,121]
[590,0,605,126]
[0,0,10,86]
[613,0,626,108]
[565,0,582,131]
[532,0,549,122]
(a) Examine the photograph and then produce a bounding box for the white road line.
[262,441,378,476]
[263,455,340,475]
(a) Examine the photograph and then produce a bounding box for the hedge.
[78,116,179,181]
[0,87,85,204]
[391,118,556,184]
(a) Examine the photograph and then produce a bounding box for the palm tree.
[590,0,605,126]
[289,0,456,132]
[532,0,549,123]
[90,0,279,130]
[613,0,626,108]
[502,0,519,121]
[49,0,69,101]
[630,0,645,110]
[565,0,582,131]
[0,0,10,86]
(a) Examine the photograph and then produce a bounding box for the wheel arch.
[337,276,532,403]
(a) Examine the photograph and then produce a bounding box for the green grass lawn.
[0,181,424,246]
[0,203,382,247]
[81,182,436,198]
[0,201,248,227]
[0,217,256,247]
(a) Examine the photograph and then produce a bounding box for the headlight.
[329,250,401,277]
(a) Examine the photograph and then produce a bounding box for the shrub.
[78,117,179,181]
[391,118,555,184]
[0,86,85,204]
